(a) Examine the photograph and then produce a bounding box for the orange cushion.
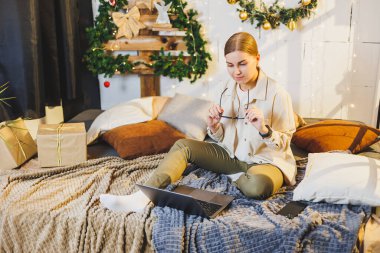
[291,120,380,154]
[102,120,186,159]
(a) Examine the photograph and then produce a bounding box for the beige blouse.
[207,69,297,185]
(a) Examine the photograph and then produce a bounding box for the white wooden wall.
[94,0,380,127]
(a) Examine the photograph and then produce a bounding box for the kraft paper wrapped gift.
[37,123,87,167]
[0,118,37,170]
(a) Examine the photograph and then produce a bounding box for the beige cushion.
[291,119,380,154]
[157,93,213,140]
[102,120,186,159]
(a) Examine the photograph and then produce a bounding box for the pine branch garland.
[84,0,211,83]
[231,0,318,30]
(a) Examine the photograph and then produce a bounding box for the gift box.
[0,118,37,170]
[37,123,87,167]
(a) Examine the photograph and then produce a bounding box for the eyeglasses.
[219,87,249,120]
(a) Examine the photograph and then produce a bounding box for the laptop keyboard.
[196,200,222,217]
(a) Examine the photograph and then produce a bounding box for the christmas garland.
[84,0,211,82]
[228,0,318,31]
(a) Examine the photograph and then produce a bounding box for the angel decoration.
[153,1,172,28]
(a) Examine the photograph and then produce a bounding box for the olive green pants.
[144,139,284,199]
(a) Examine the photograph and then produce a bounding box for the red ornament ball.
[109,0,116,6]
[104,81,111,88]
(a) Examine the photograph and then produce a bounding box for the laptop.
[136,184,234,219]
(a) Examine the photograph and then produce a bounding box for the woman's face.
[225,51,260,86]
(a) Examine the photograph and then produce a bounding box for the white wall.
[94,0,380,127]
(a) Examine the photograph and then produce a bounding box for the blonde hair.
[224,32,258,56]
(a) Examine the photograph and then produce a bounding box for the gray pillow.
[158,93,213,140]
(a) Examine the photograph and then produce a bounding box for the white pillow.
[293,152,380,206]
[87,96,170,144]
[157,93,213,140]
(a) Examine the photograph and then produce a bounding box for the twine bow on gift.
[112,6,146,39]
[43,123,77,167]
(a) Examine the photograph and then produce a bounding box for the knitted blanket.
[0,155,371,253]
[0,155,164,253]
[152,159,372,253]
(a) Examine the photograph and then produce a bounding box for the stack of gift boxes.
[0,119,87,170]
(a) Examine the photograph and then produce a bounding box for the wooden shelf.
[104,35,187,51]
[106,12,188,97]
[140,14,179,29]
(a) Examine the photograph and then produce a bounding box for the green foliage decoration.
[0,82,15,107]
[84,0,211,82]
[232,0,318,30]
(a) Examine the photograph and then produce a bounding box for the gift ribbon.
[57,123,64,166]
[43,123,77,166]
[0,118,29,164]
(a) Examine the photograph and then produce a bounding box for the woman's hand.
[207,104,224,133]
[245,106,268,134]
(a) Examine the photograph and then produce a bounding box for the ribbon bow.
[112,6,146,39]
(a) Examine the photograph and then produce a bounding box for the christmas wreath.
[84,0,211,82]
[228,0,318,31]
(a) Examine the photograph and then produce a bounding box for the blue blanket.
[152,160,371,253]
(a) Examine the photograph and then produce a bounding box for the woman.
[100,32,297,212]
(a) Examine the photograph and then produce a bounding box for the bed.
[0,95,379,253]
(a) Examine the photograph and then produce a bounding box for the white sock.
[100,190,150,213]
[227,172,244,182]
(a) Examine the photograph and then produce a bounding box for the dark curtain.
[0,0,100,122]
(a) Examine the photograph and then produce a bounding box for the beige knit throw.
[0,155,164,253]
